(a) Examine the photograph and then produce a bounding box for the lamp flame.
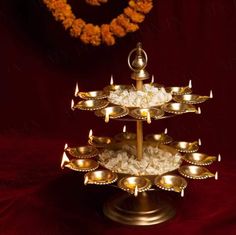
[71,99,75,111]
[147,111,151,124]
[110,74,114,85]
[198,138,202,146]
[215,171,218,180]
[134,186,138,197]
[84,175,89,185]
[74,82,79,97]
[88,129,93,140]
[218,154,221,162]
[197,107,201,114]
[181,189,184,197]
[123,125,127,133]
[210,90,213,99]
[188,80,192,89]
[164,128,168,134]
[151,75,154,84]
[64,143,68,150]
[61,152,70,169]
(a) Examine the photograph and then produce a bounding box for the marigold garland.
[43,0,153,46]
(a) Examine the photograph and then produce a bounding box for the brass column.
[128,43,149,161]
[136,80,144,161]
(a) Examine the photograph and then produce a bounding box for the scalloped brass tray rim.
[75,99,109,111]
[78,90,108,100]
[118,176,152,194]
[172,94,209,104]
[65,159,99,172]
[66,145,99,159]
[154,174,187,192]
[94,106,129,119]
[129,107,165,120]
[145,134,173,145]
[178,165,215,180]
[85,169,118,185]
[182,152,216,166]
[162,103,197,115]
[171,141,199,153]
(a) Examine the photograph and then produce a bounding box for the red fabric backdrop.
[0,0,236,234]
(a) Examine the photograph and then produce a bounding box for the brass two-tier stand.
[61,43,219,226]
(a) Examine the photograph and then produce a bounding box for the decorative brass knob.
[128,42,150,81]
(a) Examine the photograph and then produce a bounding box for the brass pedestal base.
[103,190,176,226]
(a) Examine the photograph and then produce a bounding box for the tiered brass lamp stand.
[61,43,219,226]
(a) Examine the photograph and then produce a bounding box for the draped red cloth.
[0,0,236,234]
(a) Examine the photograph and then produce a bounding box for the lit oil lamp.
[64,143,68,150]
[197,107,201,114]
[88,129,93,141]
[188,80,192,89]
[210,90,213,99]
[74,82,79,97]
[110,74,114,85]
[71,99,75,111]
[61,152,70,169]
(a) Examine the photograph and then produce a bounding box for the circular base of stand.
[103,190,176,226]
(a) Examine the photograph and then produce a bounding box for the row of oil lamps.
[60,126,220,197]
[70,76,213,124]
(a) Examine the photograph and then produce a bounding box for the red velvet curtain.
[0,0,236,234]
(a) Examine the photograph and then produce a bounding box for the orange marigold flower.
[110,19,126,37]
[101,24,115,46]
[70,18,86,38]
[124,7,145,23]
[116,14,139,33]
[80,24,101,46]
[129,0,153,14]
[62,16,75,29]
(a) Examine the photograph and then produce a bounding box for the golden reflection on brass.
[103,190,176,226]
[84,170,118,185]
[64,159,99,172]
[103,84,132,92]
[95,106,129,119]
[66,145,98,159]
[118,176,152,195]
[165,86,192,95]
[130,108,164,120]
[75,99,109,111]
[171,141,199,153]
[162,103,197,114]
[178,165,215,179]
[88,136,112,148]
[145,133,173,144]
[79,90,108,100]
[154,175,187,193]
[173,94,210,104]
[183,152,216,165]
[150,82,164,88]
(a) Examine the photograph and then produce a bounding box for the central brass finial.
[128,42,150,81]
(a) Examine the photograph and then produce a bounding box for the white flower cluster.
[108,84,172,108]
[99,145,181,176]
